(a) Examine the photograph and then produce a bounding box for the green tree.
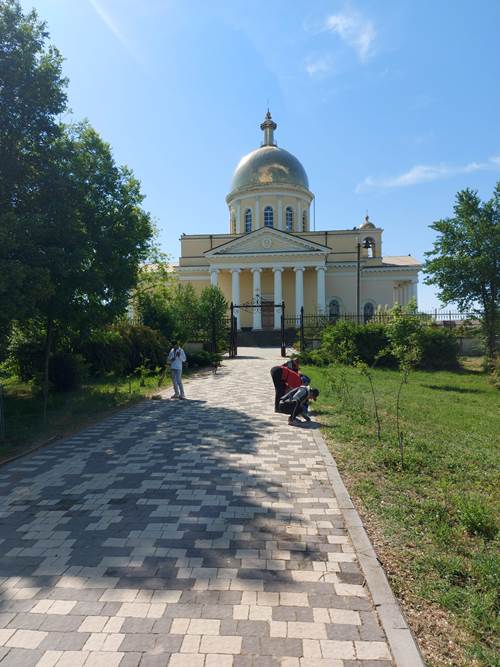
[35,123,153,413]
[198,286,228,352]
[424,185,499,361]
[0,0,67,347]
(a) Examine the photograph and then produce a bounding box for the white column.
[255,197,260,230]
[273,268,283,330]
[277,199,283,230]
[402,283,409,305]
[393,284,400,306]
[231,269,240,329]
[296,200,302,232]
[294,267,304,322]
[210,268,219,287]
[316,266,326,314]
[411,279,418,306]
[236,203,241,234]
[252,268,262,330]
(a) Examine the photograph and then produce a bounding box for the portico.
[203,226,329,329]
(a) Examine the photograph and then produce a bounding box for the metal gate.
[228,301,286,358]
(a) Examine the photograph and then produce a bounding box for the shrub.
[83,327,129,375]
[187,350,215,367]
[49,352,84,392]
[418,328,460,370]
[458,496,498,540]
[315,321,391,366]
[83,324,168,376]
[9,338,46,381]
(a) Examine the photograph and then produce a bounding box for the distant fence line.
[283,311,480,331]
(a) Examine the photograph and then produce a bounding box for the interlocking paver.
[0,347,402,665]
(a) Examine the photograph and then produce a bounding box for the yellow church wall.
[325,272,356,312]
[361,278,396,308]
[303,269,316,314]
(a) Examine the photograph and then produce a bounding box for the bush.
[48,352,84,392]
[187,350,216,368]
[458,496,498,540]
[83,323,168,376]
[305,317,459,371]
[419,328,460,370]
[83,327,129,375]
[315,321,391,366]
[9,338,46,381]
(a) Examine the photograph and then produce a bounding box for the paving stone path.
[0,348,423,667]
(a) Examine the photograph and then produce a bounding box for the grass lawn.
[304,358,499,667]
[0,370,172,463]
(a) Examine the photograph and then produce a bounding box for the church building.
[177,112,420,330]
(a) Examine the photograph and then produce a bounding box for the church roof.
[382,256,421,267]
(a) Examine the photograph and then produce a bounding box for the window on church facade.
[264,206,274,227]
[363,302,375,322]
[244,209,252,233]
[329,299,340,322]
[285,207,293,231]
[302,211,307,232]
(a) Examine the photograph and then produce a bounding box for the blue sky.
[22,0,500,309]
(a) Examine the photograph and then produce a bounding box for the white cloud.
[88,0,143,64]
[304,54,334,78]
[356,156,500,192]
[324,10,376,62]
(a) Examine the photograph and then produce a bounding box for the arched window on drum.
[264,206,274,227]
[285,207,293,231]
[363,301,375,323]
[302,210,307,232]
[244,209,252,233]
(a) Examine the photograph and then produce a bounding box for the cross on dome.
[260,110,277,147]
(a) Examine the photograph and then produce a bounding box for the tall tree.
[424,184,499,361]
[26,122,154,413]
[0,0,67,345]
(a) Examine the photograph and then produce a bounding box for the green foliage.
[458,496,498,541]
[303,304,459,371]
[48,352,84,392]
[304,361,499,666]
[7,329,46,382]
[311,320,391,366]
[198,286,229,352]
[187,350,217,368]
[0,0,68,338]
[419,327,460,370]
[424,184,500,361]
[83,324,168,376]
[0,2,154,412]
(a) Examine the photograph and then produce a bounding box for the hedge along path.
[0,347,424,666]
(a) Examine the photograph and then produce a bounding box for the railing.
[282,309,480,351]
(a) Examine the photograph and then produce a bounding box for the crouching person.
[279,386,319,425]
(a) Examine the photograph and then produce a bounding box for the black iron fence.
[283,309,480,352]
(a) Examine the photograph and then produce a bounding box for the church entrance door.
[261,300,274,329]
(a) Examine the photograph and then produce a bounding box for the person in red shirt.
[270,360,302,412]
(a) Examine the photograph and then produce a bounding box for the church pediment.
[205,227,330,257]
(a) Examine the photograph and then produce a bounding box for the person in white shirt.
[167,342,187,399]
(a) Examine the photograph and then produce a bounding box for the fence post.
[0,385,5,441]
[280,301,286,357]
[233,315,238,357]
[300,306,305,352]
[210,307,216,355]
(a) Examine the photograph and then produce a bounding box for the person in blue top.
[168,342,187,399]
